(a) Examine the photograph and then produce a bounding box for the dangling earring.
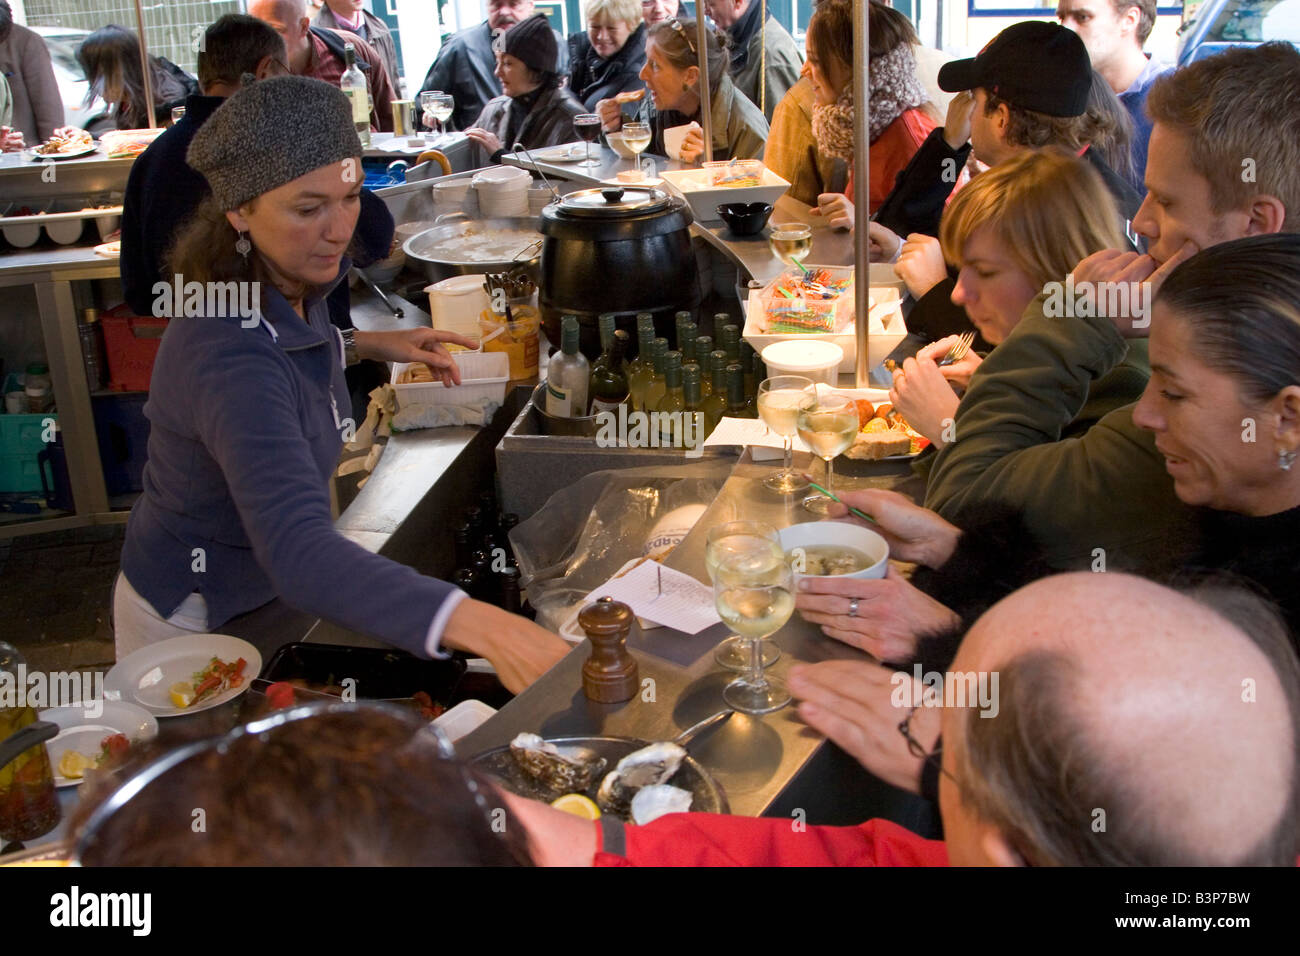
[235,230,251,259]
[1280,448,1297,471]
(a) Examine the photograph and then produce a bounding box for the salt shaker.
[579,596,638,703]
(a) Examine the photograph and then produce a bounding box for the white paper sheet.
[584,560,720,634]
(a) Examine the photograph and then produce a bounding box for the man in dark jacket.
[418,0,567,132]
[312,0,401,94]
[120,15,287,318]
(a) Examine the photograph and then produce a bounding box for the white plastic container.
[425,274,489,342]
[389,349,509,409]
[431,699,497,742]
[761,340,844,386]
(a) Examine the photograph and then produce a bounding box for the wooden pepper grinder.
[580,596,639,703]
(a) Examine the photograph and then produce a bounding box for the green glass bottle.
[713,312,730,346]
[722,324,742,363]
[682,363,705,447]
[679,320,698,365]
[626,314,656,412]
[725,363,755,418]
[674,311,693,354]
[656,351,686,443]
[643,337,669,412]
[700,350,729,434]
[741,340,758,402]
[590,329,630,414]
[592,313,617,376]
[694,335,715,397]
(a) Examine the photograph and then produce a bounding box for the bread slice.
[845,429,912,460]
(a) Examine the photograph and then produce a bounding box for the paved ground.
[0,524,121,676]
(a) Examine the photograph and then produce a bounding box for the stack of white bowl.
[472,165,531,218]
[431,177,473,217]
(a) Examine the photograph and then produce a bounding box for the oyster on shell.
[596,741,687,813]
[630,784,693,825]
[509,733,607,793]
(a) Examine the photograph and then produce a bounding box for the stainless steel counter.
[460,452,938,828]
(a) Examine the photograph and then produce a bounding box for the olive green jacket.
[923,296,1198,570]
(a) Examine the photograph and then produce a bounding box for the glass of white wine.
[796,393,860,515]
[705,522,783,671]
[757,376,816,494]
[714,556,795,715]
[421,91,453,138]
[621,121,651,173]
[768,222,813,270]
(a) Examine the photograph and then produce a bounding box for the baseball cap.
[937,21,1091,117]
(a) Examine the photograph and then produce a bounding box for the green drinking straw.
[806,480,878,525]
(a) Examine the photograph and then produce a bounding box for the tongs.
[511,141,561,204]
[352,266,404,318]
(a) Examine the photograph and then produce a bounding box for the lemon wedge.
[550,793,601,820]
[169,681,195,709]
[57,750,94,779]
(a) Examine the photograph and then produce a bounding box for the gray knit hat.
[497,14,557,74]
[187,75,362,210]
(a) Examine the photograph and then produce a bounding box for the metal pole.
[852,0,870,385]
[695,15,713,165]
[132,0,158,129]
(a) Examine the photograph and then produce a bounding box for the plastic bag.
[510,458,733,633]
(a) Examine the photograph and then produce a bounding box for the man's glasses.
[668,17,697,55]
[897,705,961,790]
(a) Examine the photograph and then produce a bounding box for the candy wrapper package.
[759,267,855,333]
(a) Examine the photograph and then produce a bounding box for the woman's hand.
[914,335,983,391]
[596,97,624,133]
[0,127,25,152]
[679,122,705,164]
[464,126,503,156]
[889,353,961,447]
[894,233,947,299]
[441,599,574,694]
[867,221,903,263]
[795,564,961,662]
[788,659,940,795]
[943,90,975,150]
[809,192,854,231]
[823,488,962,569]
[353,327,478,387]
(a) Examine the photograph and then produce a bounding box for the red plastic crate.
[101,305,168,392]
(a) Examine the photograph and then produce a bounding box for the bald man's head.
[939,573,1299,866]
[248,0,309,64]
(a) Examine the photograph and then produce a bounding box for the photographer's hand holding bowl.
[112,76,570,693]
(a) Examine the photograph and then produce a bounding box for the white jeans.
[112,571,211,660]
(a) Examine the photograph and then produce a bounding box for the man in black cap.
[417,0,568,133]
[874,20,1140,242]
[463,13,584,163]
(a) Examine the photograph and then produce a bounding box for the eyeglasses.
[71,699,502,865]
[897,705,962,790]
[668,17,697,55]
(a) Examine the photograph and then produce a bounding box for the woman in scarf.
[808,0,939,229]
[567,0,647,111]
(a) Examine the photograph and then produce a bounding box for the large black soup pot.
[539,186,701,360]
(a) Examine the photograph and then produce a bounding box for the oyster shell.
[509,733,607,793]
[596,741,687,812]
[630,784,693,825]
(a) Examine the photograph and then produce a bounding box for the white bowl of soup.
[779,521,889,581]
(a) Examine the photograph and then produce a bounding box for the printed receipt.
[586,560,721,634]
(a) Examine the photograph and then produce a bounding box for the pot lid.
[557,185,673,218]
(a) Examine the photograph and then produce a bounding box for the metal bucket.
[530,382,598,437]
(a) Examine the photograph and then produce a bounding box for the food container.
[778,521,890,583]
[402,214,542,284]
[659,161,790,223]
[538,184,698,358]
[705,159,763,188]
[389,349,510,410]
[425,273,490,342]
[481,294,540,380]
[760,339,844,386]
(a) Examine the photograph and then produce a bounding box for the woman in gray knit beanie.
[117,74,572,693]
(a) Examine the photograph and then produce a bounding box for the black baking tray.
[259,643,512,709]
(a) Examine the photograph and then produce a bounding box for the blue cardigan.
[119,269,461,656]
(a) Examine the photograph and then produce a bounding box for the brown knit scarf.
[812,42,927,160]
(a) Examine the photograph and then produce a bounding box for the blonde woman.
[567,0,647,110]
[888,148,1143,448]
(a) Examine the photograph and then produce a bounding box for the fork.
[937,331,975,367]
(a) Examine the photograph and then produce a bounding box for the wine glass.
[420,91,453,139]
[757,375,816,494]
[621,121,650,174]
[714,554,795,715]
[705,522,783,671]
[769,222,813,274]
[574,113,602,168]
[796,393,859,515]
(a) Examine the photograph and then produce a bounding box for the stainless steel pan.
[401,212,543,283]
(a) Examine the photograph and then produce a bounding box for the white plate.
[39,701,159,788]
[532,143,589,162]
[104,633,261,718]
[27,144,97,161]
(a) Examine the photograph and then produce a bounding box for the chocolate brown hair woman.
[112,75,572,692]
